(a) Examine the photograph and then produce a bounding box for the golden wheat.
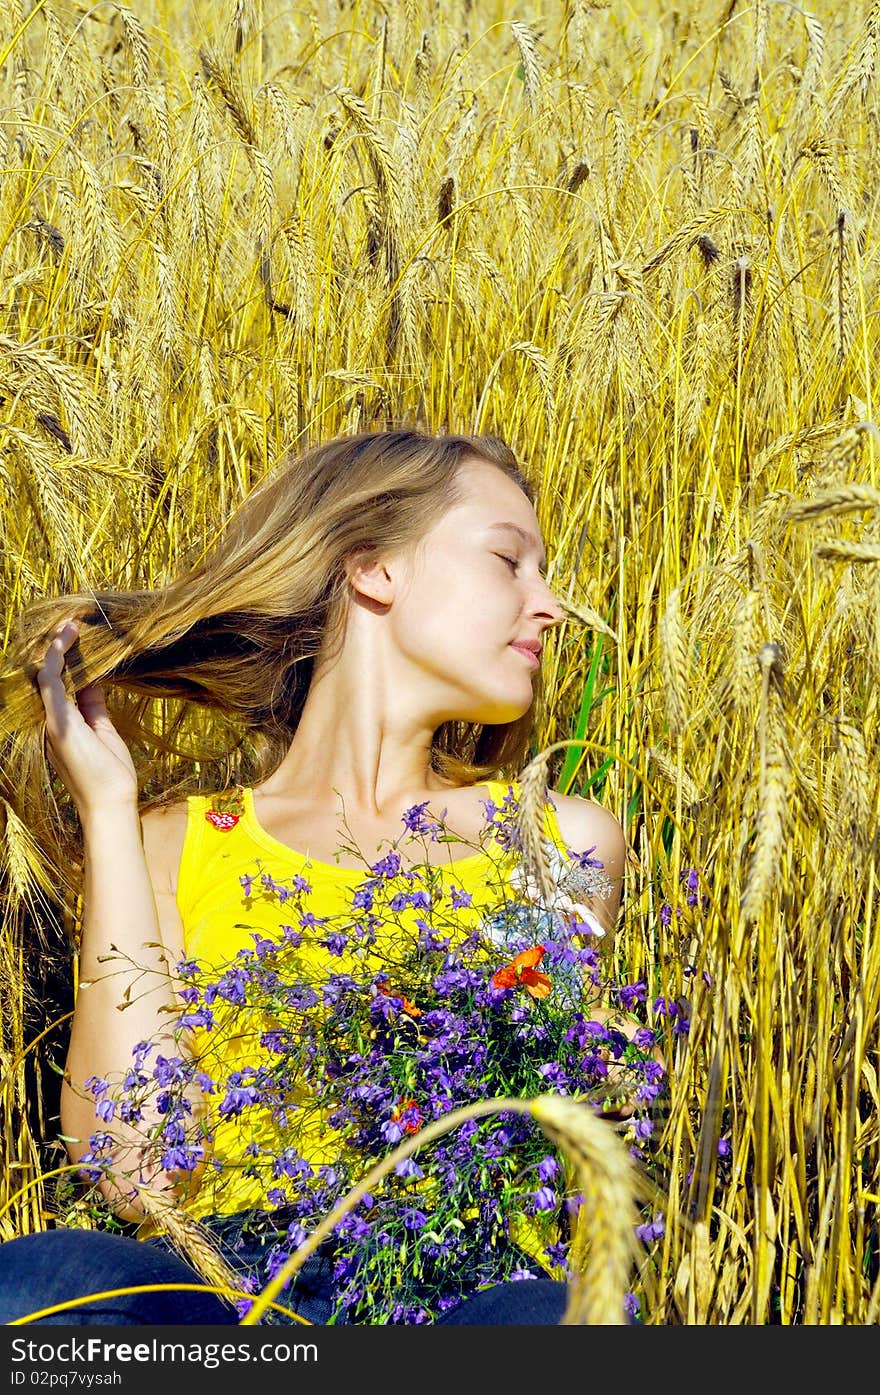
[2,0,879,1326]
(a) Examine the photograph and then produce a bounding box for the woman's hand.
[586,1002,666,1121]
[36,619,138,818]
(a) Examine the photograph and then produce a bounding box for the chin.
[463,691,533,726]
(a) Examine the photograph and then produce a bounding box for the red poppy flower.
[391,1098,422,1134]
[492,944,552,1000]
[374,981,422,1018]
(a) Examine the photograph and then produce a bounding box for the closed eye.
[495,552,550,582]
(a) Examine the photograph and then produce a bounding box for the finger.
[75,683,114,728]
[36,630,68,680]
[36,635,73,697]
[36,625,81,730]
[36,619,79,678]
[50,618,79,654]
[75,681,108,713]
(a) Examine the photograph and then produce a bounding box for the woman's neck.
[267,661,461,818]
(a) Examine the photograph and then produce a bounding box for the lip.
[510,643,541,668]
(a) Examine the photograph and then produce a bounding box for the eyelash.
[496,553,550,583]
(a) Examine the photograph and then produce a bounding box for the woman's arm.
[550,792,664,1113]
[60,805,198,1221]
[38,619,200,1222]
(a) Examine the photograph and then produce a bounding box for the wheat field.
[1,0,879,1324]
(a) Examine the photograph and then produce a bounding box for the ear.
[343,546,398,605]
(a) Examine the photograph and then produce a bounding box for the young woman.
[0,429,632,1326]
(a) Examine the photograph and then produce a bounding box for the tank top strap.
[540,787,570,857]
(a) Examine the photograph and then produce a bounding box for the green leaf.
[559,634,607,793]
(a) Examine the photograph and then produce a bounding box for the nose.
[531,578,567,630]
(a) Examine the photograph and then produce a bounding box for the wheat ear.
[517,746,559,906]
[740,643,791,926]
[814,540,880,564]
[530,1094,642,1324]
[785,483,880,522]
[133,1189,257,1313]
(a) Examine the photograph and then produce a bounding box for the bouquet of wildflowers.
[78,789,668,1324]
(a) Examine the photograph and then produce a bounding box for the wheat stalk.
[199,48,256,145]
[682,312,714,447]
[611,261,651,385]
[800,138,846,207]
[118,6,151,89]
[469,246,513,314]
[729,586,765,714]
[446,94,478,188]
[753,418,848,474]
[556,596,619,641]
[505,145,537,285]
[843,0,880,107]
[414,30,432,114]
[0,336,103,457]
[530,1094,641,1324]
[230,0,258,55]
[332,84,407,238]
[832,718,874,852]
[280,220,315,332]
[791,10,825,133]
[144,81,173,180]
[754,0,769,72]
[260,82,304,165]
[736,99,762,202]
[814,423,877,487]
[0,799,59,910]
[608,105,629,202]
[510,340,558,432]
[834,208,858,363]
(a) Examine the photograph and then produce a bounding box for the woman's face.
[382,457,567,727]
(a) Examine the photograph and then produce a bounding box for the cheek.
[394,580,498,659]
[421,568,491,618]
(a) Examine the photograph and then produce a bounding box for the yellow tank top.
[174,778,570,1272]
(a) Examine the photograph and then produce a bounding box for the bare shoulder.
[548,791,627,867]
[139,799,190,898]
[547,791,629,936]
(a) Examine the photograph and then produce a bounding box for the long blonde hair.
[0,428,546,911]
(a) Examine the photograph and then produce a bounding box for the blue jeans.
[0,1221,569,1326]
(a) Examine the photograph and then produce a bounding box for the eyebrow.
[487,522,548,572]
